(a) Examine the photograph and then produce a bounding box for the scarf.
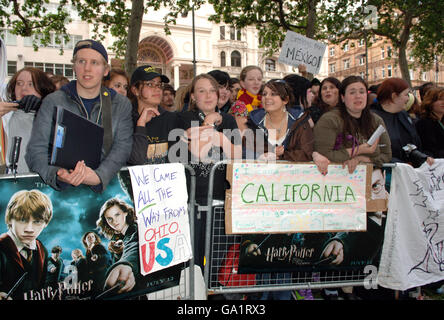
[235,89,262,113]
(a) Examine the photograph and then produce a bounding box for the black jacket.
[128,106,181,165]
[415,117,444,158]
[372,103,422,163]
[178,110,240,205]
[0,233,48,300]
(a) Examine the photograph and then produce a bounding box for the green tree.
[208,0,387,80]
[69,0,206,75]
[208,0,321,57]
[1,0,202,76]
[208,0,443,85]
[3,1,441,85]
[325,0,444,86]
[0,0,71,52]
[70,0,133,71]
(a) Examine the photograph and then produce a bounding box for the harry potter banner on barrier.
[236,167,389,274]
[0,170,183,301]
[237,222,385,274]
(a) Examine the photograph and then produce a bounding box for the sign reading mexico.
[226,162,370,234]
[278,30,327,75]
[129,163,192,276]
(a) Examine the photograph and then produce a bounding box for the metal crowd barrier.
[202,160,393,297]
[0,161,395,300]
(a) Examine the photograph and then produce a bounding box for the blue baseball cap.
[73,39,108,63]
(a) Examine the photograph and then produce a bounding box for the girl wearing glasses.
[105,68,129,97]
[128,65,181,165]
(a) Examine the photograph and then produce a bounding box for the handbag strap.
[100,87,113,157]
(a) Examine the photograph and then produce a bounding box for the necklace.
[266,112,288,135]
[77,92,102,125]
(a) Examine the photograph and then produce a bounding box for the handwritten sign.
[129,163,192,276]
[278,30,327,75]
[225,162,370,234]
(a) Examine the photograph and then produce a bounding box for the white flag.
[378,160,444,290]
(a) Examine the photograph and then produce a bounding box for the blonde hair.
[174,85,191,112]
[239,65,263,82]
[5,190,53,227]
[71,248,84,259]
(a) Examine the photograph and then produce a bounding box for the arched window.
[265,58,276,72]
[231,50,241,67]
[138,48,162,63]
[221,51,226,67]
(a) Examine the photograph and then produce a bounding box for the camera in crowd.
[15,95,42,113]
[402,144,428,168]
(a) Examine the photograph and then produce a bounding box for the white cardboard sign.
[278,30,327,75]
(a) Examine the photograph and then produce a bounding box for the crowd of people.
[0,38,443,300]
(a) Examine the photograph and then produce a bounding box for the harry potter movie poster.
[236,167,389,274]
[0,170,182,301]
[238,217,385,274]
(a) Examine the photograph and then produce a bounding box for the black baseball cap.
[208,70,230,86]
[130,65,169,85]
[73,39,108,63]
